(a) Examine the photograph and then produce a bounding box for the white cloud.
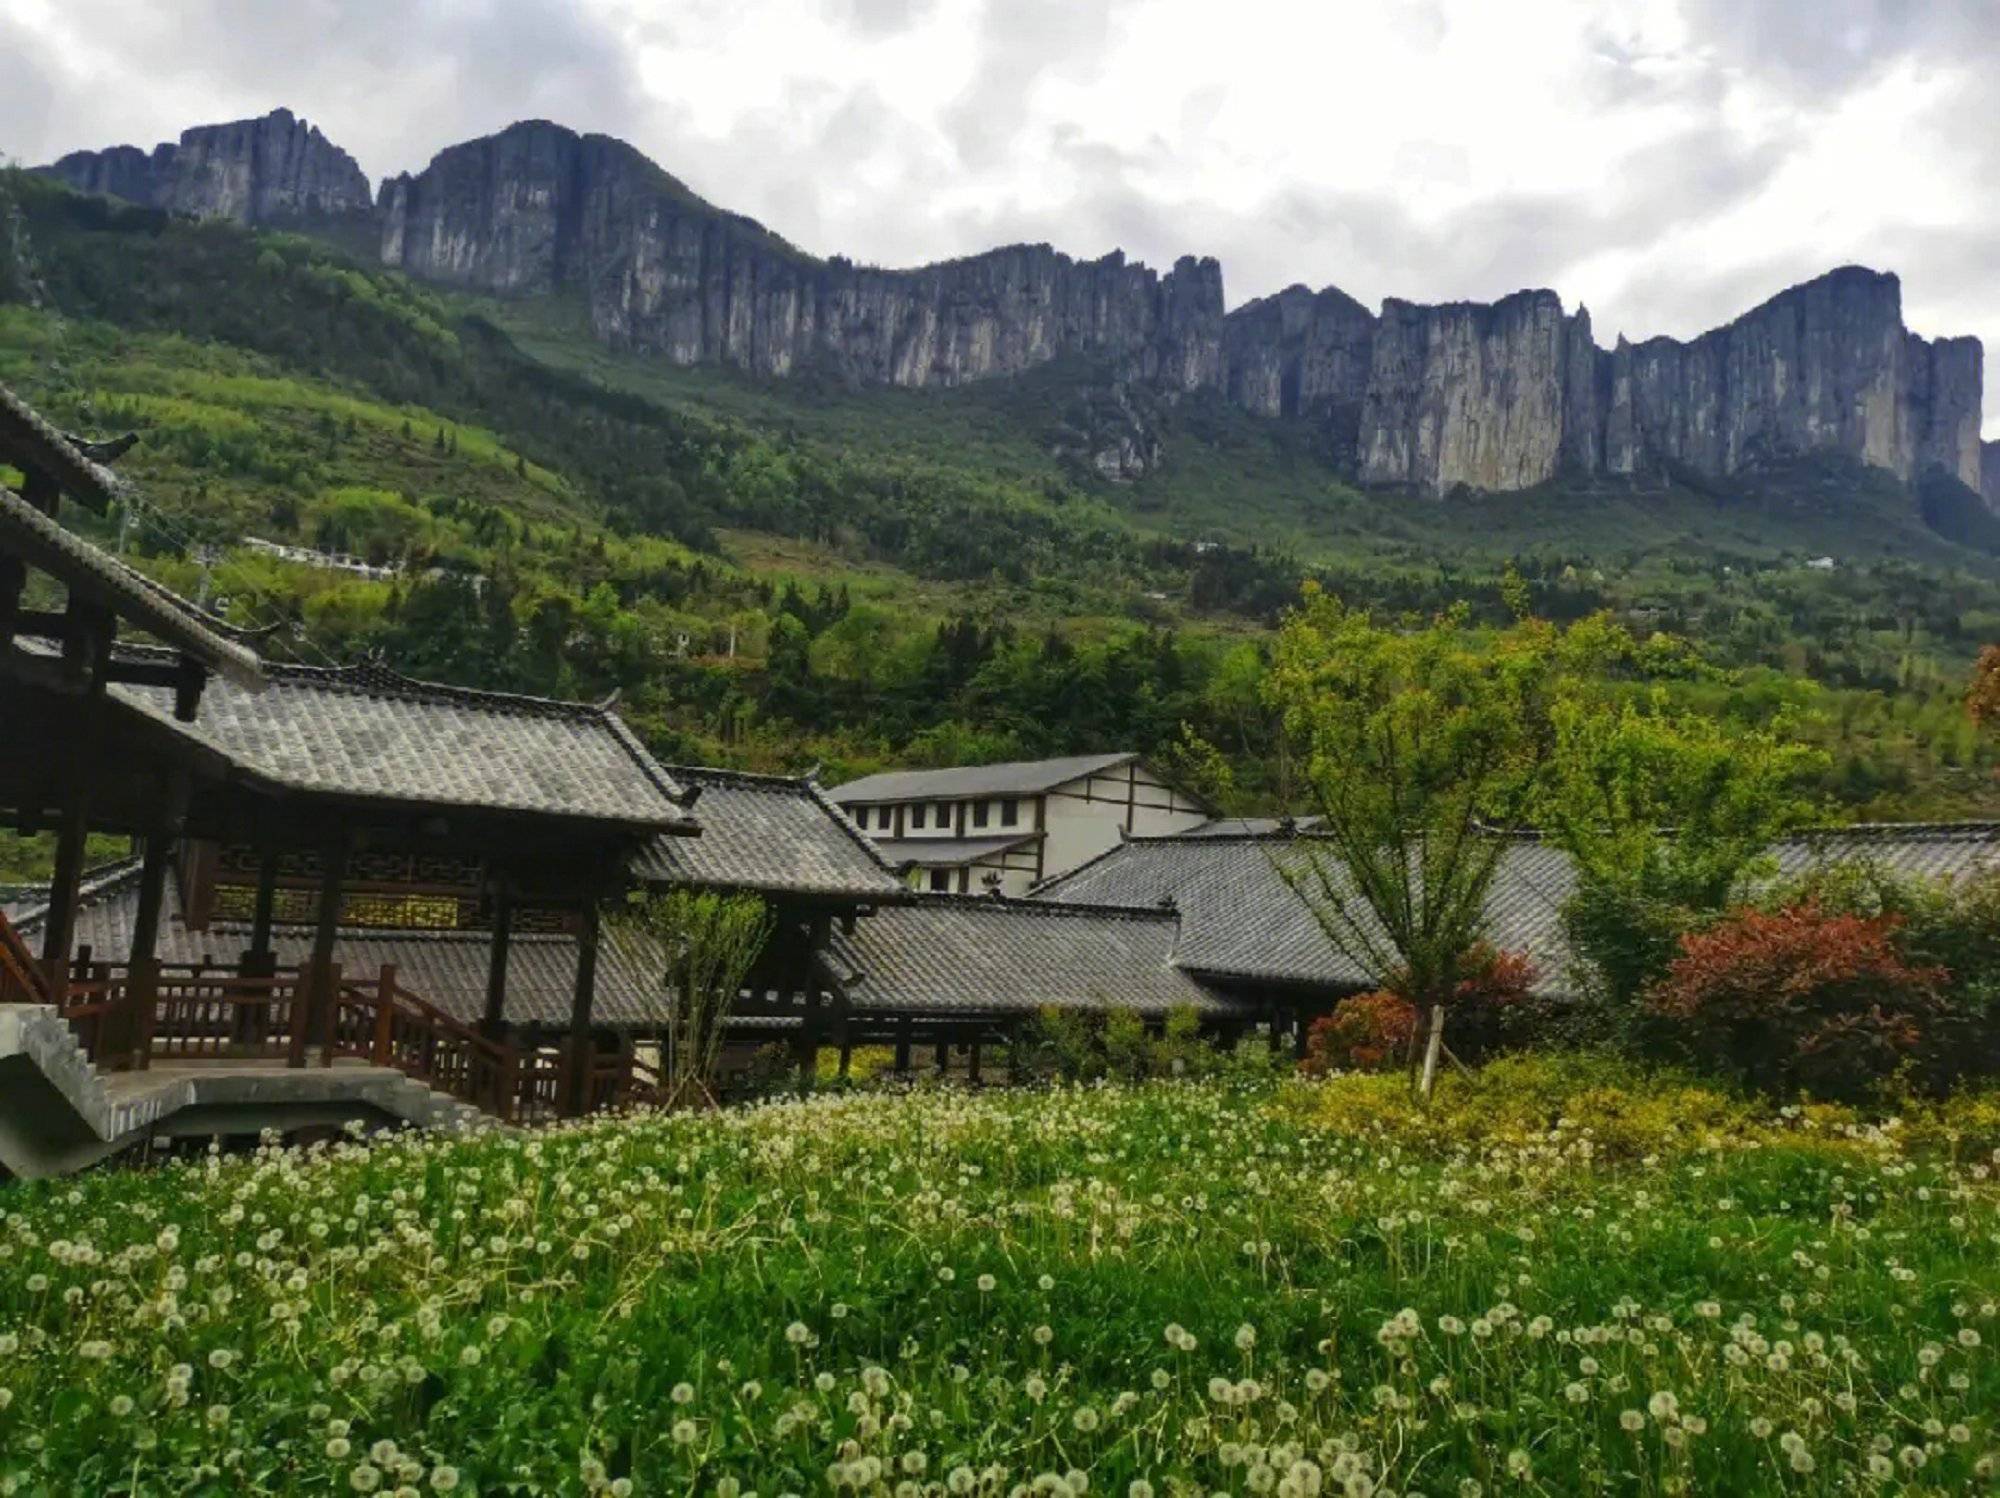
[9,0,1997,435]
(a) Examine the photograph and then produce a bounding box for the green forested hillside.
[2,168,1996,820]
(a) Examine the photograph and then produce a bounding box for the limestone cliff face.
[38,109,371,226]
[39,143,170,207]
[36,110,1991,499]
[1226,266,1983,496]
[1221,284,1374,464]
[1354,290,1589,492]
[378,121,1223,390]
[1604,269,1981,488]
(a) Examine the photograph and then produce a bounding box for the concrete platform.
[0,1007,490,1178]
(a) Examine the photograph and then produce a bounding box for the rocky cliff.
[1227,267,1983,496]
[1601,269,1982,489]
[1220,284,1375,466]
[36,110,1990,499]
[378,121,1223,390]
[39,109,372,226]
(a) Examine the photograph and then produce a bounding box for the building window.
[972,800,990,829]
[911,803,927,830]
[928,869,951,892]
[1000,797,1019,827]
[936,801,952,827]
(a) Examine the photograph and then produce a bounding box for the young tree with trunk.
[625,889,772,1110]
[1263,583,1619,1086]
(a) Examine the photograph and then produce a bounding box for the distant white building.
[830,753,1215,896]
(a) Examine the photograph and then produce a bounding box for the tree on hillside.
[1263,583,1619,1083]
[1545,691,1827,1011]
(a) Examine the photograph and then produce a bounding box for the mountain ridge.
[38,108,1989,505]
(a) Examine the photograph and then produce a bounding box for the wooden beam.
[296,829,347,1069]
[482,884,514,1036]
[20,463,58,517]
[127,836,172,967]
[38,763,92,992]
[247,838,280,959]
[0,555,22,654]
[564,896,602,1116]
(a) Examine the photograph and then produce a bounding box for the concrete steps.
[0,1005,493,1179]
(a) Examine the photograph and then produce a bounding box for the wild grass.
[0,1060,1993,1493]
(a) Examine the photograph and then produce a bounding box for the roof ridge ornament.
[63,431,139,466]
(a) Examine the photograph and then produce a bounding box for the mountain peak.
[38,106,371,225]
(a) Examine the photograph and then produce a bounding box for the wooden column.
[834,985,854,1079]
[563,897,602,1116]
[0,554,24,652]
[128,837,173,968]
[234,838,280,1051]
[795,989,821,1095]
[481,884,514,1037]
[39,779,92,995]
[894,1015,913,1074]
[247,839,281,962]
[933,1034,949,1075]
[968,1038,983,1086]
[791,913,830,1092]
[295,831,346,1068]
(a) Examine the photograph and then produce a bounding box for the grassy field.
[1,1058,1995,1494]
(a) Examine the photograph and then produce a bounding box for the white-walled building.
[830,753,1214,896]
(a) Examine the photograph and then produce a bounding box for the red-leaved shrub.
[1645,903,1947,1098]
[1301,945,1540,1075]
[1444,943,1539,1058]
[1302,991,1416,1074]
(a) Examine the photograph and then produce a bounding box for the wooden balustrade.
[1,951,658,1124]
[0,909,45,1004]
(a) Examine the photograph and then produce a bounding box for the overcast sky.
[5,0,1995,435]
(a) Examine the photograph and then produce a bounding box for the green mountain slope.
[3,168,1996,820]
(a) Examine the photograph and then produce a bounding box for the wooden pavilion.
[1,380,703,1136]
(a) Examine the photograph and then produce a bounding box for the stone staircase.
[0,1004,491,1179]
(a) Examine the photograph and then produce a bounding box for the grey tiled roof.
[106,658,693,830]
[632,767,904,898]
[1036,834,1366,990]
[820,894,1242,1016]
[1769,824,2000,883]
[0,381,128,515]
[1,485,265,688]
[1036,825,2000,997]
[873,833,1041,868]
[1186,816,1323,837]
[830,752,1139,804]
[18,861,667,1029]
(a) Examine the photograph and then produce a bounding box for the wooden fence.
[8,956,653,1125]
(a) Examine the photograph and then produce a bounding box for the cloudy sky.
[5,0,1996,434]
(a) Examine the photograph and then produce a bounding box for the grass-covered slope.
[0,1064,1995,1492]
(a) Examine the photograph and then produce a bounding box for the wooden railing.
[1,955,656,1125]
[0,908,46,1005]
